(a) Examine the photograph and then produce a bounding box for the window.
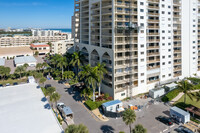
[141,80,144,83]
[140,2,144,5]
[121,93,125,96]
[141,73,144,76]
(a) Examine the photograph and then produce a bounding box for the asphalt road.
[45,80,179,133]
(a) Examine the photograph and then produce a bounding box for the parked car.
[6,83,10,86]
[156,116,173,125]
[174,126,194,133]
[13,82,18,85]
[0,84,3,87]
[45,84,51,89]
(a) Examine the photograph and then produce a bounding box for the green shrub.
[104,93,109,99]
[41,87,47,96]
[191,117,200,124]
[119,132,125,133]
[85,100,109,110]
[162,88,181,102]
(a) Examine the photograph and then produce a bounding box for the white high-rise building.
[74,0,200,100]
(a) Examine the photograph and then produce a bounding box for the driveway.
[45,80,179,133]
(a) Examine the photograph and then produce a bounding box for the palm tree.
[15,66,25,79]
[0,66,11,80]
[36,63,42,72]
[63,71,75,81]
[50,54,62,68]
[65,124,89,133]
[46,87,56,97]
[95,63,108,96]
[64,52,72,70]
[23,63,29,70]
[70,51,85,77]
[50,92,61,109]
[177,80,194,103]
[79,64,98,102]
[122,109,136,133]
[57,56,68,80]
[39,77,46,86]
[133,124,147,133]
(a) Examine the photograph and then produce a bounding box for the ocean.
[44,28,71,33]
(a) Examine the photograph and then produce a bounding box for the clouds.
[0,2,47,7]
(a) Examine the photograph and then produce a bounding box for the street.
[45,80,179,133]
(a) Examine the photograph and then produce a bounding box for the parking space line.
[163,128,168,132]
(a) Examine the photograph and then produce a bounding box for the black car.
[13,82,18,85]
[0,84,3,87]
[45,84,51,89]
[174,126,194,133]
[156,116,173,125]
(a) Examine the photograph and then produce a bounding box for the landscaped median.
[161,88,181,102]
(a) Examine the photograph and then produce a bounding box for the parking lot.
[44,80,182,133]
[4,56,44,74]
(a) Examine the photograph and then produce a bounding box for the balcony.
[147,59,160,63]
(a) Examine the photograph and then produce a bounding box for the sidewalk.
[170,90,200,104]
[92,109,109,122]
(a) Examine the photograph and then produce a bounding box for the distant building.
[31,43,50,55]
[31,29,61,37]
[0,46,33,58]
[0,58,5,66]
[0,35,67,46]
[14,56,37,67]
[52,40,74,55]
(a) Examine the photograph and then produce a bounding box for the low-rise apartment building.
[0,35,67,46]
[31,43,50,55]
[52,40,74,55]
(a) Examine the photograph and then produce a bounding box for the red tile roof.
[31,43,50,48]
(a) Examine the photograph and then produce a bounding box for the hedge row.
[85,100,108,110]
[161,88,181,102]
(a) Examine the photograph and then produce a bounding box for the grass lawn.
[0,77,28,85]
[175,94,200,108]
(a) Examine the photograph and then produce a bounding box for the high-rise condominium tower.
[73,0,199,100]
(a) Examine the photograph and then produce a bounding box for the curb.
[78,102,100,122]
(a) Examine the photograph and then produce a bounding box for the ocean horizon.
[44,28,71,33]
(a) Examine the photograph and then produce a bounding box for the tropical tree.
[79,64,98,102]
[39,77,47,86]
[177,80,194,103]
[23,63,29,70]
[50,54,62,68]
[34,51,39,56]
[34,72,43,83]
[0,66,11,80]
[42,62,48,73]
[132,124,147,133]
[50,92,61,108]
[95,63,108,96]
[36,63,42,72]
[15,66,25,79]
[70,51,85,77]
[65,124,89,133]
[46,87,56,97]
[57,56,68,80]
[122,109,136,133]
[47,42,53,53]
[63,71,75,81]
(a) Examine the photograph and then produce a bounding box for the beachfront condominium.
[74,0,200,100]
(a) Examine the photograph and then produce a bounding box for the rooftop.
[31,43,49,48]
[171,106,190,116]
[102,100,122,107]
[0,58,5,66]
[0,83,63,133]
[14,56,37,64]
[0,46,33,57]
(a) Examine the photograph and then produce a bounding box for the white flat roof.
[0,83,63,133]
[166,83,177,88]
[0,58,5,66]
[14,56,37,64]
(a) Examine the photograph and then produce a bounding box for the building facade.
[74,0,200,100]
[0,35,67,46]
[52,40,74,55]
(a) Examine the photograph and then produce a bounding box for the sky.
[0,0,74,29]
